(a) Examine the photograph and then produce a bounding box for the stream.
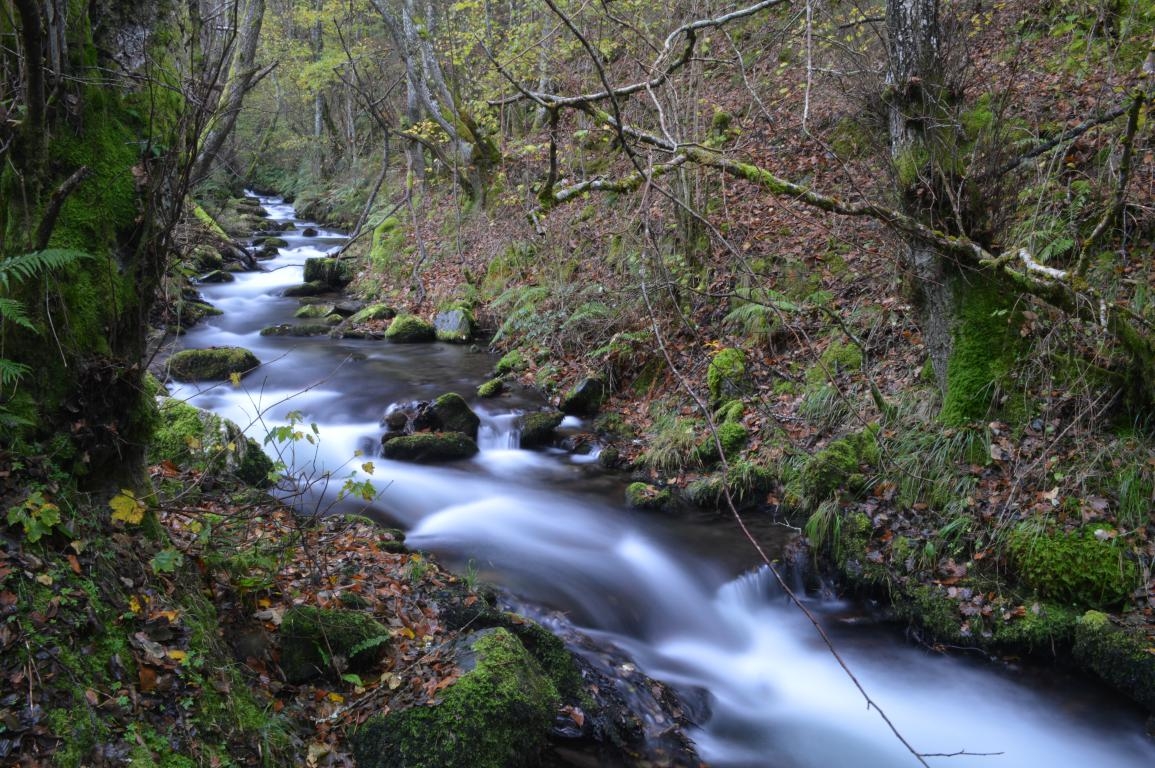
[168,196,1155,768]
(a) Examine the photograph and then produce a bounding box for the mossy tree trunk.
[1,1,186,494]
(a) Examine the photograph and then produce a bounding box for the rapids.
[167,196,1155,768]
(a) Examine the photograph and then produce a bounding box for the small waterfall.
[475,408,521,451]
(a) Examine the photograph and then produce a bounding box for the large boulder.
[381,432,479,463]
[303,256,355,289]
[434,307,474,343]
[279,606,390,684]
[517,411,564,448]
[430,393,480,440]
[559,376,606,417]
[385,314,436,343]
[151,397,274,487]
[351,628,559,768]
[166,346,260,382]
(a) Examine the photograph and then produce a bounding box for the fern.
[0,249,90,292]
[0,298,35,331]
[0,359,30,388]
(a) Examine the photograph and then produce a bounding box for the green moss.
[707,347,747,405]
[695,421,748,465]
[1074,610,1155,711]
[370,216,405,270]
[431,392,480,439]
[352,628,559,768]
[280,606,390,683]
[940,279,1021,426]
[715,399,745,424]
[478,377,505,398]
[192,201,229,239]
[495,349,528,375]
[347,303,397,324]
[385,314,436,343]
[625,482,671,510]
[517,411,564,448]
[381,432,479,463]
[166,346,260,381]
[151,398,273,486]
[1008,523,1141,609]
[798,426,879,509]
[807,341,863,385]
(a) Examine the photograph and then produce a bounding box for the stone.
[560,376,606,417]
[381,432,479,463]
[197,269,235,284]
[294,303,336,319]
[303,257,354,288]
[279,606,390,684]
[151,397,274,487]
[517,411,564,448]
[477,377,504,398]
[259,323,333,337]
[351,628,558,768]
[282,281,330,298]
[302,226,319,236]
[166,346,260,382]
[347,303,396,324]
[430,393,480,440]
[385,314,436,343]
[434,307,474,343]
[625,482,670,511]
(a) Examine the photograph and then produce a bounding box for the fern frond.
[0,297,36,331]
[0,358,31,389]
[0,249,91,292]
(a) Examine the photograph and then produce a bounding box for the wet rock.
[1073,610,1155,713]
[478,377,505,398]
[196,269,234,284]
[166,346,259,382]
[518,411,565,448]
[381,432,479,463]
[258,323,333,337]
[434,307,474,343]
[560,376,606,417]
[385,314,436,343]
[347,303,396,324]
[282,281,330,298]
[254,235,289,249]
[303,256,354,289]
[430,393,480,440]
[625,482,670,511]
[151,397,273,487]
[293,303,337,320]
[302,226,319,237]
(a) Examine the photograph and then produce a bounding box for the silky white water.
[166,197,1155,768]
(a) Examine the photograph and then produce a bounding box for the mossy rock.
[806,341,863,385]
[151,398,274,487]
[518,411,564,448]
[478,377,505,398]
[385,314,436,343]
[257,236,289,249]
[1073,611,1155,712]
[259,323,333,337]
[430,393,480,440]
[434,307,475,343]
[560,376,607,417]
[798,426,879,509]
[625,482,670,511]
[707,348,748,405]
[495,349,528,375]
[187,244,224,272]
[303,257,355,289]
[166,346,260,382]
[294,303,337,319]
[381,432,479,463]
[1008,524,1141,609]
[279,606,390,684]
[351,628,559,768]
[283,281,330,298]
[694,421,748,465]
[348,303,397,324]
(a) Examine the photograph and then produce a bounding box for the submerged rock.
[166,346,259,382]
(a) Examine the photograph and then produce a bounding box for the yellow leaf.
[361,462,375,475]
[35,573,53,586]
[129,595,143,614]
[110,490,146,525]
[327,691,344,703]
[229,372,241,387]
[398,627,416,640]
[167,649,187,663]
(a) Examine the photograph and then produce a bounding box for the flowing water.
[168,197,1155,768]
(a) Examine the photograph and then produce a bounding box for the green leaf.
[150,547,184,574]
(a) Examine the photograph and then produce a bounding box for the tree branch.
[35,166,92,251]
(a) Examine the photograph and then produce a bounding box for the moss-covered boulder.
[282,281,330,298]
[166,346,260,382]
[259,323,334,337]
[1073,611,1155,713]
[434,307,474,343]
[351,628,559,768]
[495,349,528,375]
[381,432,479,463]
[430,393,480,440]
[279,606,390,684]
[626,482,670,511]
[1008,525,1141,609]
[695,421,748,465]
[348,303,397,324]
[518,411,565,448]
[151,398,274,487]
[385,314,437,343]
[560,376,607,416]
[303,256,355,289]
[478,377,505,398]
[294,303,338,320]
[796,426,879,509]
[707,348,748,405]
